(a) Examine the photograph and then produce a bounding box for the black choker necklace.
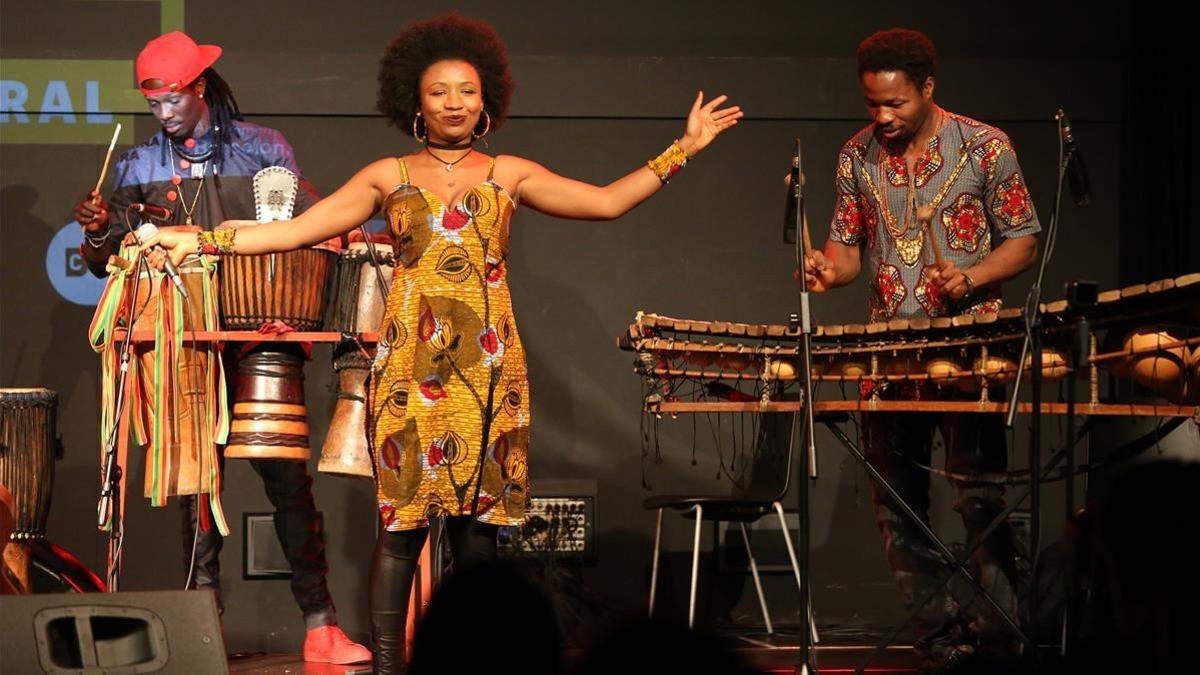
[169,139,214,163]
[425,147,473,172]
[169,126,220,163]
[426,140,473,151]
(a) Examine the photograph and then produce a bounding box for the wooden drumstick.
[917,204,944,267]
[802,210,814,257]
[93,123,122,194]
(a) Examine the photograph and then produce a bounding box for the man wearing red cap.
[74,32,370,665]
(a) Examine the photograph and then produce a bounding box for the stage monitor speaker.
[0,590,226,674]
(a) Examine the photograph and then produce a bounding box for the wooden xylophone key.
[1147,278,1175,294]
[1120,283,1148,300]
[931,317,954,330]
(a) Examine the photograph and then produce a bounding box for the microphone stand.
[789,137,819,675]
[97,254,148,591]
[1003,110,1072,667]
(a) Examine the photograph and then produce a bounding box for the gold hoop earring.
[472,110,491,140]
[412,112,427,143]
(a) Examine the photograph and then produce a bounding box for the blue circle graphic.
[46,222,108,306]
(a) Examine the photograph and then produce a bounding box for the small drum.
[0,389,58,541]
[327,240,396,334]
[220,240,338,331]
[132,253,220,499]
[318,350,374,478]
[1,388,58,595]
[226,348,311,461]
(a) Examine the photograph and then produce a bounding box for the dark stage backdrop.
[5,0,1172,653]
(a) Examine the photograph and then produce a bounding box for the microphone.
[130,202,173,220]
[783,159,806,245]
[1058,111,1092,208]
[134,222,188,298]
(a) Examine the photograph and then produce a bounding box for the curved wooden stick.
[802,210,814,257]
[93,123,122,194]
[917,204,944,267]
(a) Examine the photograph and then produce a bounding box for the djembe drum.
[219,244,337,331]
[0,388,59,593]
[318,349,374,478]
[225,347,311,461]
[325,238,395,335]
[131,250,221,499]
[318,235,395,478]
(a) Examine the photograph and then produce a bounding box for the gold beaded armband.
[197,228,236,256]
[647,141,689,183]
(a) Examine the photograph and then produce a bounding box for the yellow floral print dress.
[370,157,530,531]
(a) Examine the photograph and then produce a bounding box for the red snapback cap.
[136,31,222,96]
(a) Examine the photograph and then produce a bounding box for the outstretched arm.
[143,159,394,265]
[513,92,742,220]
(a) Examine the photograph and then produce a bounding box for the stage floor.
[228,641,922,674]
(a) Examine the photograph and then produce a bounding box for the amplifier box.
[498,479,596,562]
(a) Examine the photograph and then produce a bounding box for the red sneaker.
[302,625,372,664]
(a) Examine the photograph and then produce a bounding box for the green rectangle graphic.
[0,59,141,144]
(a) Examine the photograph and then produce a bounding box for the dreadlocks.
[199,68,242,170]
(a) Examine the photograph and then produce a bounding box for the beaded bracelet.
[84,224,112,249]
[647,141,689,183]
[197,228,236,256]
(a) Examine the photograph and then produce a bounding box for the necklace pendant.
[185,215,193,226]
[895,230,924,267]
[445,164,454,172]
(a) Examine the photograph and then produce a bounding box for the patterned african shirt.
[88,119,318,277]
[829,111,1041,321]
